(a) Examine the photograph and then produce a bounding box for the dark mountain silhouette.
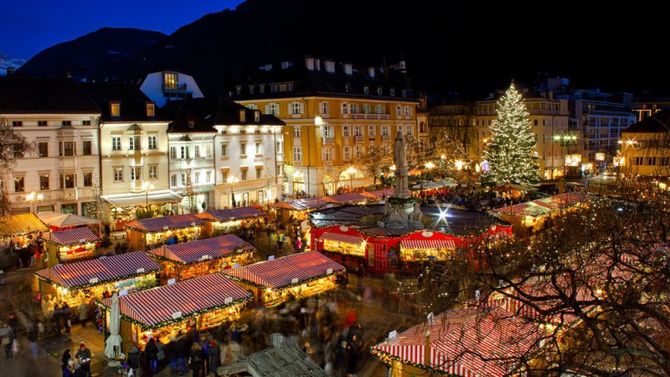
[18,27,166,81]
[16,0,670,97]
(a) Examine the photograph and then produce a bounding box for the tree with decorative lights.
[484,83,540,185]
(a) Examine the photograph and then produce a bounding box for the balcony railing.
[352,113,390,120]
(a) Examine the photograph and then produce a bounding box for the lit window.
[149,165,158,179]
[148,136,157,150]
[14,176,25,192]
[240,168,248,181]
[113,167,123,182]
[255,142,263,155]
[163,72,179,90]
[220,143,228,158]
[265,103,280,115]
[293,127,302,138]
[320,101,329,115]
[40,174,49,190]
[239,110,246,123]
[289,102,304,115]
[130,167,141,181]
[146,103,155,117]
[112,137,121,151]
[83,172,93,187]
[38,142,49,158]
[110,102,121,117]
[82,141,92,156]
[60,173,76,189]
[293,147,302,161]
[255,166,263,179]
[240,142,247,157]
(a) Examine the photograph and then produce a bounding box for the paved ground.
[0,231,422,377]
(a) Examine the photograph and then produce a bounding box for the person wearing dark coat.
[61,349,72,368]
[165,337,177,374]
[145,337,159,373]
[175,334,190,375]
[189,343,204,377]
[127,346,140,376]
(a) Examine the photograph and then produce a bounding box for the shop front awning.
[320,232,365,247]
[400,239,456,250]
[102,190,183,208]
[196,206,265,223]
[126,214,204,232]
[148,234,254,264]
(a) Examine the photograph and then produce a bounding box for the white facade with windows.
[2,114,101,215]
[167,131,216,213]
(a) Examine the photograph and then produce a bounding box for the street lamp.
[227,176,240,207]
[141,182,154,207]
[345,166,357,190]
[26,191,44,213]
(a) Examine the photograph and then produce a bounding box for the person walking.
[127,346,140,377]
[145,337,159,373]
[1,321,13,359]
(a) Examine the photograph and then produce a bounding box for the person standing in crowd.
[127,346,141,377]
[75,341,92,377]
[189,343,203,377]
[165,336,177,374]
[61,348,72,368]
[1,321,13,359]
[145,337,159,373]
[62,359,76,377]
[176,332,190,375]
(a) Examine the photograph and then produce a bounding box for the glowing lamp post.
[227,176,240,207]
[142,182,154,207]
[345,166,357,190]
[26,191,44,213]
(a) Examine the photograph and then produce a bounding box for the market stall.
[34,251,159,310]
[493,192,587,233]
[37,211,100,233]
[125,214,206,251]
[101,190,183,231]
[223,252,346,308]
[196,206,266,235]
[399,236,456,262]
[42,227,101,267]
[98,273,252,350]
[272,198,329,223]
[0,213,49,249]
[319,231,367,257]
[147,234,255,282]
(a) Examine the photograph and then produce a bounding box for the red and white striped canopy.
[147,234,254,264]
[372,306,546,376]
[35,251,159,288]
[223,252,345,289]
[43,226,100,246]
[197,206,265,222]
[100,273,251,328]
[320,232,365,246]
[400,239,456,250]
[126,214,204,233]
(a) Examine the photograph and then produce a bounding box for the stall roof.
[35,251,159,288]
[0,213,48,237]
[101,189,183,208]
[400,239,456,250]
[364,188,394,200]
[196,206,265,222]
[223,252,345,289]
[37,211,99,228]
[42,226,100,245]
[147,234,254,264]
[532,192,587,210]
[320,232,365,246]
[322,192,374,205]
[271,198,329,211]
[100,273,251,328]
[492,202,551,217]
[220,345,328,377]
[126,214,205,232]
[371,306,546,377]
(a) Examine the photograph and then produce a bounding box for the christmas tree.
[484,83,540,185]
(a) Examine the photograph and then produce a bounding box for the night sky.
[0,0,243,59]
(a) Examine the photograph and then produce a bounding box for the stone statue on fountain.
[380,131,423,230]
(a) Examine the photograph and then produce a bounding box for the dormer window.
[146,103,155,117]
[236,86,242,96]
[248,85,255,95]
[254,111,261,122]
[188,120,195,129]
[110,102,121,117]
[239,110,246,123]
[163,72,179,90]
[390,88,396,96]
[363,86,369,95]
[377,87,383,95]
[401,89,407,97]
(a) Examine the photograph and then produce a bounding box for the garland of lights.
[224,270,345,290]
[149,247,251,265]
[95,294,252,330]
[371,348,453,375]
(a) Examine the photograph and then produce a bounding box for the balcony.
[352,113,390,120]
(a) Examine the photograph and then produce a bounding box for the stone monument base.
[379,197,423,230]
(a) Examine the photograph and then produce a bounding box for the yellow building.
[235,57,422,197]
[619,110,670,177]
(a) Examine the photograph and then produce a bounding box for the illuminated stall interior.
[0,213,49,250]
[147,234,255,282]
[223,252,346,308]
[42,226,101,267]
[125,214,205,250]
[271,198,329,222]
[398,238,456,261]
[99,274,251,350]
[493,192,587,232]
[34,251,159,310]
[196,206,265,235]
[320,232,366,257]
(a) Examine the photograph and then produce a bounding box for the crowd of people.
[5,233,45,269]
[415,186,532,211]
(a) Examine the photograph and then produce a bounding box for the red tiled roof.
[35,251,159,288]
[100,273,252,328]
[372,306,547,376]
[147,234,254,264]
[43,226,100,245]
[126,214,204,232]
[223,252,345,289]
[196,206,265,222]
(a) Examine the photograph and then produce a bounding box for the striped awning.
[371,306,546,376]
[322,192,373,205]
[126,214,205,232]
[197,206,265,222]
[223,252,345,289]
[100,273,252,328]
[147,234,254,264]
[400,239,456,250]
[320,232,365,246]
[0,213,48,237]
[102,189,183,208]
[35,251,159,288]
[42,227,100,246]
